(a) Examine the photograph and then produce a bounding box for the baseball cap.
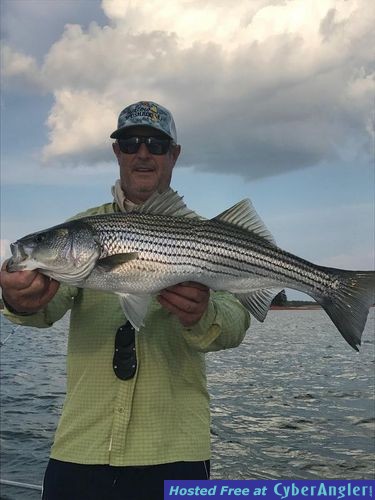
[110,101,177,142]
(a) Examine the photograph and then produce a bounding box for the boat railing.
[0,477,43,492]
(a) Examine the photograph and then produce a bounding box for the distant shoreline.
[270,305,321,310]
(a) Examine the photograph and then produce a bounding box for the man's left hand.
[157,282,210,327]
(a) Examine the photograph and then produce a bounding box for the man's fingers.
[157,294,201,327]
[20,274,59,299]
[44,279,60,300]
[177,281,209,290]
[163,283,209,303]
[158,290,191,313]
[158,281,210,328]
[0,268,40,291]
[0,263,60,313]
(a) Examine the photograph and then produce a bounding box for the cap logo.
[123,102,161,124]
[150,104,159,122]
[111,100,177,141]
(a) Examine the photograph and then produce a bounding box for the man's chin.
[133,183,160,202]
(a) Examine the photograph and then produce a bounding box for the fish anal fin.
[235,288,282,322]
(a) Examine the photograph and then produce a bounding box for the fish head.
[7,220,101,282]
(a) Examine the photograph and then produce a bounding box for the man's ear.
[171,144,181,164]
[112,142,121,161]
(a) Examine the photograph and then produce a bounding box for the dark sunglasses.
[113,321,137,380]
[117,136,171,155]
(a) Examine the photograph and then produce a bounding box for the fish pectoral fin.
[213,199,276,245]
[118,293,152,330]
[234,288,282,322]
[97,253,138,272]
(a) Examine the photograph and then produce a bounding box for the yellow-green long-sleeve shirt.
[3,202,250,466]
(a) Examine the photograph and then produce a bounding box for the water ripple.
[0,308,374,498]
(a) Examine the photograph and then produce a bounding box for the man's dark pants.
[42,458,210,500]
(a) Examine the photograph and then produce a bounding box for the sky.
[1,0,374,300]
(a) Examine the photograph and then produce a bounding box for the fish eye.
[35,233,46,243]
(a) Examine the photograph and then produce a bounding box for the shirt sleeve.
[2,284,79,328]
[181,291,250,352]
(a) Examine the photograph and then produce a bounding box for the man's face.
[112,126,181,204]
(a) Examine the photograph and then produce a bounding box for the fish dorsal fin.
[134,189,198,218]
[214,199,276,245]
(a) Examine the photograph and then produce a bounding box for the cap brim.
[110,125,173,140]
[110,129,121,139]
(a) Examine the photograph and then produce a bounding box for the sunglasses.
[117,136,171,155]
[113,322,137,380]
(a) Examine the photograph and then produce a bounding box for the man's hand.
[157,281,210,328]
[0,261,59,314]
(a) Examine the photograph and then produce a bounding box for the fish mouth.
[6,242,29,272]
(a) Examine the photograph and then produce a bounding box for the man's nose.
[136,143,151,158]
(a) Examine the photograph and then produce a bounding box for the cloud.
[42,89,116,163]
[1,45,45,92]
[266,202,374,269]
[0,239,11,264]
[321,251,374,270]
[1,0,106,62]
[1,0,374,179]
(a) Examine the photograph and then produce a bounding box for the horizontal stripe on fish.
[7,189,374,350]
[90,215,335,292]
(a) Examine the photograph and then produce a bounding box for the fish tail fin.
[312,270,374,351]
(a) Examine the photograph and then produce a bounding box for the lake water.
[1,309,374,499]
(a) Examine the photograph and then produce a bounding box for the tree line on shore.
[271,290,317,307]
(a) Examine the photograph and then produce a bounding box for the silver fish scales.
[7,189,375,350]
[88,212,339,297]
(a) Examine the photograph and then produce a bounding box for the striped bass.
[7,190,374,350]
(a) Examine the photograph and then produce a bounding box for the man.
[1,101,250,500]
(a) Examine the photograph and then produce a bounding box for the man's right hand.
[0,261,59,314]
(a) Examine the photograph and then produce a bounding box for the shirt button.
[117,407,124,414]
